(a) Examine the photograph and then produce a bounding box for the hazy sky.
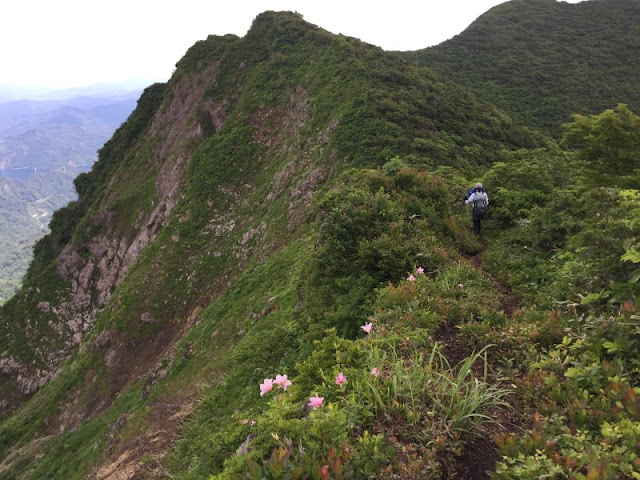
[1,0,585,89]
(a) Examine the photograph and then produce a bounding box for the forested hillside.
[0,2,639,479]
[0,172,78,303]
[409,0,640,135]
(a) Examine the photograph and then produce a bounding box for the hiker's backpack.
[472,192,488,218]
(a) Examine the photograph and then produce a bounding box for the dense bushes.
[209,265,513,479]
[474,105,640,477]
[494,310,640,479]
[305,166,475,336]
[482,105,640,308]
[412,0,640,137]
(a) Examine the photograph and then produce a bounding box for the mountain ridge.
[0,3,639,479]
[410,0,640,134]
[0,6,535,435]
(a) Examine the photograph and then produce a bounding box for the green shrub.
[495,310,640,479]
[305,166,466,336]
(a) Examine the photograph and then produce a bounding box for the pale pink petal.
[308,395,324,409]
[371,367,380,377]
[274,374,292,390]
[407,274,416,282]
[361,322,373,334]
[260,378,274,396]
[335,372,347,386]
[416,267,424,275]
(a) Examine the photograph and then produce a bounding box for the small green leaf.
[565,367,582,379]
[602,340,621,353]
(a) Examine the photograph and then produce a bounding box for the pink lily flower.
[361,322,373,334]
[407,273,416,282]
[335,372,347,386]
[308,395,324,409]
[274,374,292,391]
[260,378,274,396]
[416,267,424,275]
[371,367,380,377]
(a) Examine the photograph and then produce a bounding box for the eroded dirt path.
[433,251,526,480]
[462,253,521,316]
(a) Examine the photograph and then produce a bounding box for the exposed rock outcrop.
[2,60,231,402]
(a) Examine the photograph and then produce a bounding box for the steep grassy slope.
[409,0,640,135]
[0,10,536,417]
[3,4,639,478]
[0,10,545,479]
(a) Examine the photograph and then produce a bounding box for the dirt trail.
[462,253,521,316]
[435,252,521,368]
[433,251,525,480]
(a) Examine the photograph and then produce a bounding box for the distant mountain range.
[0,90,140,177]
[0,87,141,302]
[0,82,150,102]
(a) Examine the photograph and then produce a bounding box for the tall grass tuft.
[352,341,512,442]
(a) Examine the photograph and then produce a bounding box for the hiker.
[465,182,489,236]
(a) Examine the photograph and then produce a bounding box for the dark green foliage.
[173,34,241,78]
[191,11,541,170]
[495,311,640,478]
[562,103,640,179]
[484,184,640,306]
[411,0,640,137]
[482,108,640,307]
[330,51,540,168]
[305,168,468,336]
[73,83,166,204]
[482,146,580,227]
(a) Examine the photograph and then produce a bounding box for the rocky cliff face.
[0,74,228,411]
[55,63,227,343]
[0,14,340,419]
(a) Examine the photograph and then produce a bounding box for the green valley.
[0,90,140,303]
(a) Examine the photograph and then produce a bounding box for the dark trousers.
[472,213,483,236]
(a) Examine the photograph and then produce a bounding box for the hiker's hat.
[474,182,483,189]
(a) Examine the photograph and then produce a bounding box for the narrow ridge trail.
[435,252,522,370]
[433,251,527,480]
